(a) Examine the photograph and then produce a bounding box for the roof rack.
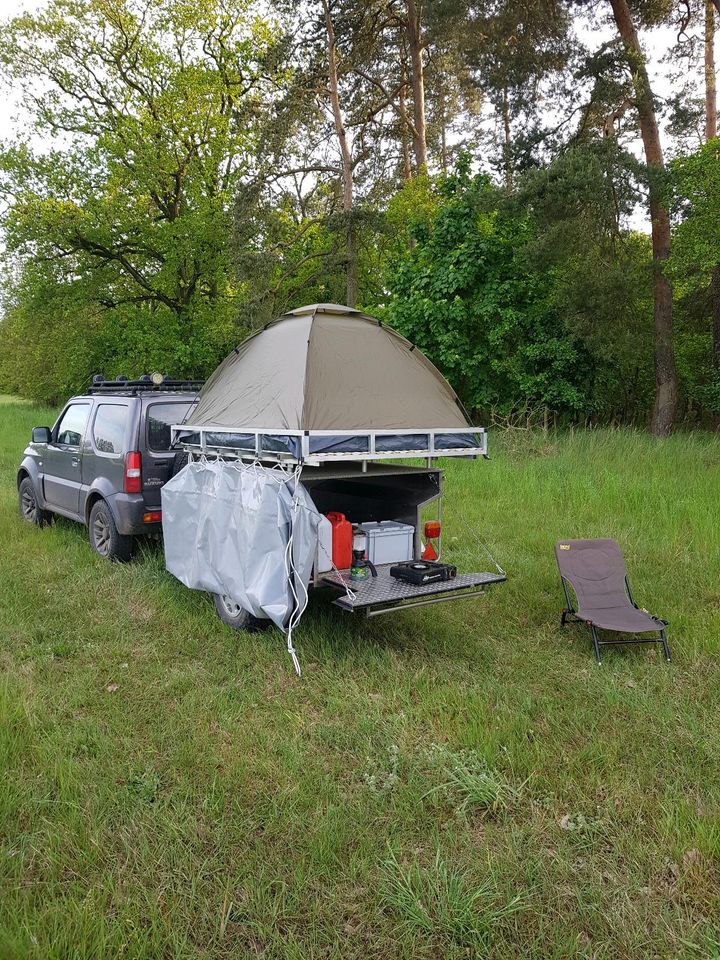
[88,377,204,396]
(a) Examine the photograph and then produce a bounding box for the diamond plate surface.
[320,564,506,610]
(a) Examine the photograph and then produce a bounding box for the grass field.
[2,396,720,959]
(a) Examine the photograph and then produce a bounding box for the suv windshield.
[147,401,195,452]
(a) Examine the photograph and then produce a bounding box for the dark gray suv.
[17,378,200,561]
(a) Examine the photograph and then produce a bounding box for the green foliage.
[386,166,588,415]
[545,235,656,421]
[381,174,440,271]
[0,264,109,405]
[519,143,656,420]
[0,0,284,400]
[234,189,389,326]
[0,0,716,425]
[671,139,720,415]
[671,140,720,273]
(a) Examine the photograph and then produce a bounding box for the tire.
[18,476,52,527]
[88,499,133,562]
[171,451,189,477]
[213,593,268,632]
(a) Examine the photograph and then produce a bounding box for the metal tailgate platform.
[319,565,506,617]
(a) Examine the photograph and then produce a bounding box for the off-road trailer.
[171,424,506,619]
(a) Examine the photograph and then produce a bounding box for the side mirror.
[32,427,52,444]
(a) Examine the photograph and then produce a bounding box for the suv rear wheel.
[89,499,133,562]
[18,476,52,527]
[213,593,268,632]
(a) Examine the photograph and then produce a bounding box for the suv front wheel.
[18,476,52,527]
[89,499,133,562]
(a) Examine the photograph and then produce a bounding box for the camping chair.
[555,539,670,665]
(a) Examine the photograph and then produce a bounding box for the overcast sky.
[0,0,684,232]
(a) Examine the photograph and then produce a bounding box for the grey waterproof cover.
[161,460,321,630]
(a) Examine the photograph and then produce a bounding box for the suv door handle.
[71,456,80,467]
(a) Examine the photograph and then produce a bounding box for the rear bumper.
[107,492,162,535]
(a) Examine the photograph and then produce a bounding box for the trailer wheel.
[213,593,268,632]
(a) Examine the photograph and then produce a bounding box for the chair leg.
[561,610,568,627]
[660,629,671,663]
[590,625,602,665]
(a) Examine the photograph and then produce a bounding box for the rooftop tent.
[183,304,479,459]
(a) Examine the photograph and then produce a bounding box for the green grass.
[1,398,720,958]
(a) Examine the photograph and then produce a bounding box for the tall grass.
[422,743,522,815]
[1,399,720,958]
[382,848,524,948]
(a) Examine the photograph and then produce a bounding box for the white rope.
[192,455,312,677]
[283,464,307,677]
[315,537,357,604]
[276,463,360,674]
[232,459,308,676]
[452,504,506,576]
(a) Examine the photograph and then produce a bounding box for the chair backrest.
[555,538,629,612]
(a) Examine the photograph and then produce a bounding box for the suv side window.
[55,403,91,447]
[92,404,129,455]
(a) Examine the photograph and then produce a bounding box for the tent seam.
[299,304,319,431]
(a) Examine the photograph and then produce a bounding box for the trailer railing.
[170,425,487,466]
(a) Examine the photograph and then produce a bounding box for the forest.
[0,0,719,436]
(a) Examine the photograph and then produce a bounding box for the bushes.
[0,263,239,405]
[385,168,590,417]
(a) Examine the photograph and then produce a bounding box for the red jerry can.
[326,512,353,570]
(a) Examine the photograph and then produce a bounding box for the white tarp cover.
[161,460,321,632]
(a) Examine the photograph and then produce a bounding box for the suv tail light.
[124,451,142,493]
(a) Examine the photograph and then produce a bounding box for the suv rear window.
[93,404,128,455]
[147,402,195,451]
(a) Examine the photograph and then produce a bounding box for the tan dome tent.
[175,304,484,462]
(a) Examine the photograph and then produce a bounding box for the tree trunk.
[399,79,412,181]
[609,0,677,436]
[404,0,427,171]
[706,0,717,140]
[440,87,448,176]
[501,86,513,194]
[322,0,357,307]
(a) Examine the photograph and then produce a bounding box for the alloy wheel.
[92,511,111,556]
[21,485,36,520]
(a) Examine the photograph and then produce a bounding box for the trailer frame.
[171,425,487,467]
